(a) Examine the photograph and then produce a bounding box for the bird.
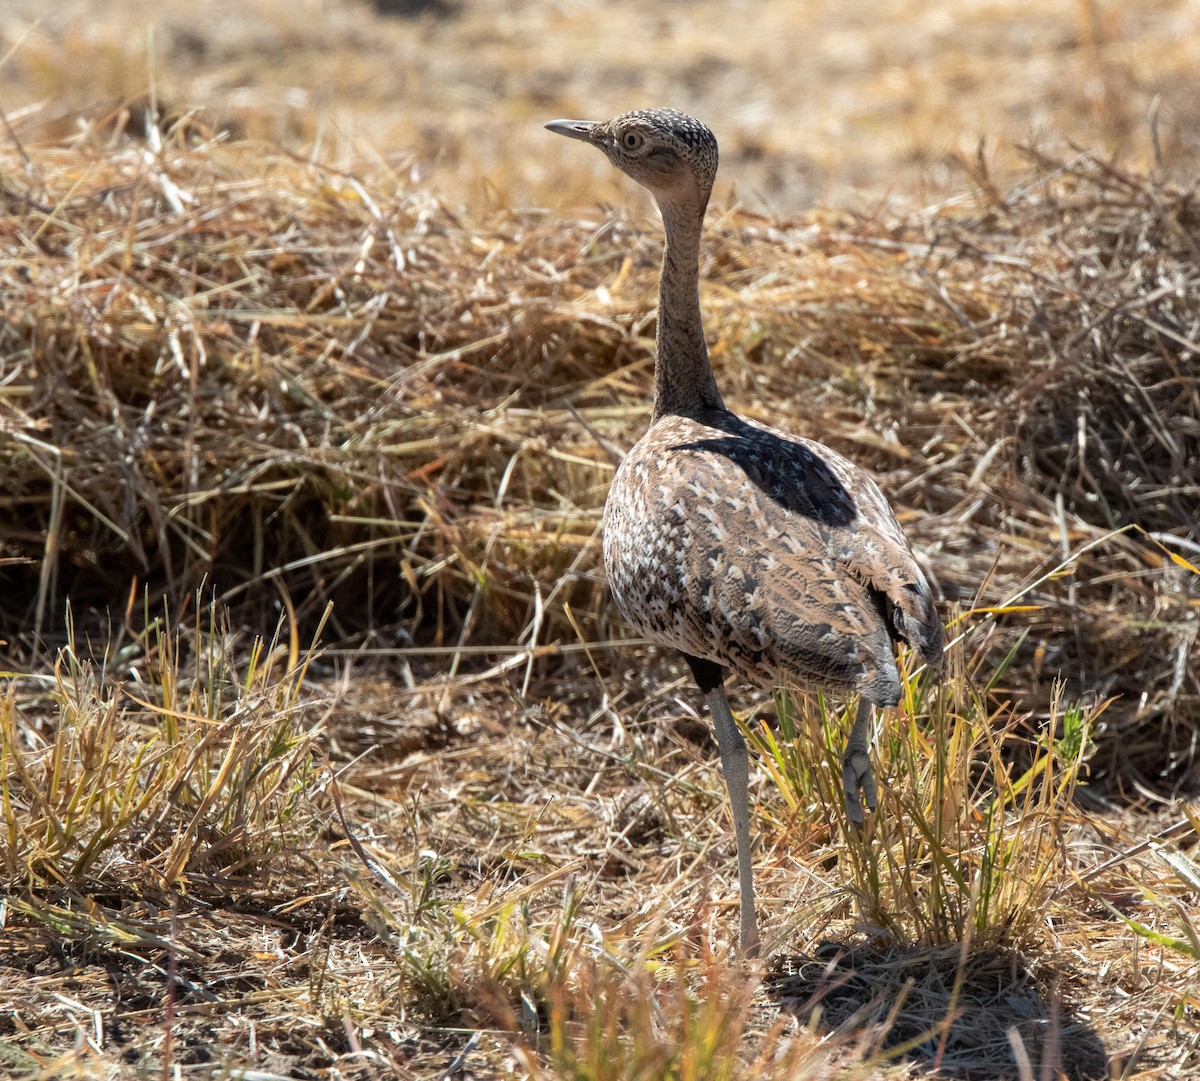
[545,108,942,955]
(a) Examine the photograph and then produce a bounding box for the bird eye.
[621,131,644,151]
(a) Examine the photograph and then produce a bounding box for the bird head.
[545,108,718,218]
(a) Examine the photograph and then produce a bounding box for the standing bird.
[546,109,942,955]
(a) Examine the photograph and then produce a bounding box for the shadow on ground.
[766,942,1109,1081]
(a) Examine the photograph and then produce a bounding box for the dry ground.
[1,1,1199,1079]
[3,0,1199,211]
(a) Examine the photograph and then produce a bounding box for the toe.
[842,750,875,825]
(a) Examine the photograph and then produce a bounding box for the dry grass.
[1,2,1199,1076]
[1,602,325,894]
[1,132,1197,1077]
[3,605,1197,1077]
[2,132,1196,787]
[2,0,1199,212]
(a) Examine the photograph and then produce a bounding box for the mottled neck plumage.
[652,200,724,421]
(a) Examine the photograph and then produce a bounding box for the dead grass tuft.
[0,596,327,897]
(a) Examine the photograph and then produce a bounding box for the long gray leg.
[705,683,761,956]
[842,698,878,826]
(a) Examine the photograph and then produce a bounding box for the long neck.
[651,199,724,421]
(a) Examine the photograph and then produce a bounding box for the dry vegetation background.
[1,0,1199,1078]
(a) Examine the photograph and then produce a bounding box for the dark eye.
[621,131,644,151]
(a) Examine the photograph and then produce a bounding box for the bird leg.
[704,682,761,957]
[842,697,878,826]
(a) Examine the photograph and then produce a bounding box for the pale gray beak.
[544,119,598,144]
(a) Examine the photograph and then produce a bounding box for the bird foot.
[842,748,878,827]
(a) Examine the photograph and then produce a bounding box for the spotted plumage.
[604,410,941,703]
[546,108,943,955]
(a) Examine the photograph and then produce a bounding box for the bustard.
[546,108,942,955]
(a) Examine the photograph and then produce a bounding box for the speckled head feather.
[545,108,719,212]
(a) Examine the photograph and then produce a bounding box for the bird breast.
[602,410,941,706]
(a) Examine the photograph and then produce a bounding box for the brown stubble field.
[1,0,1199,1078]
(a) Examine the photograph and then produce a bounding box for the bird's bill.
[544,119,599,144]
